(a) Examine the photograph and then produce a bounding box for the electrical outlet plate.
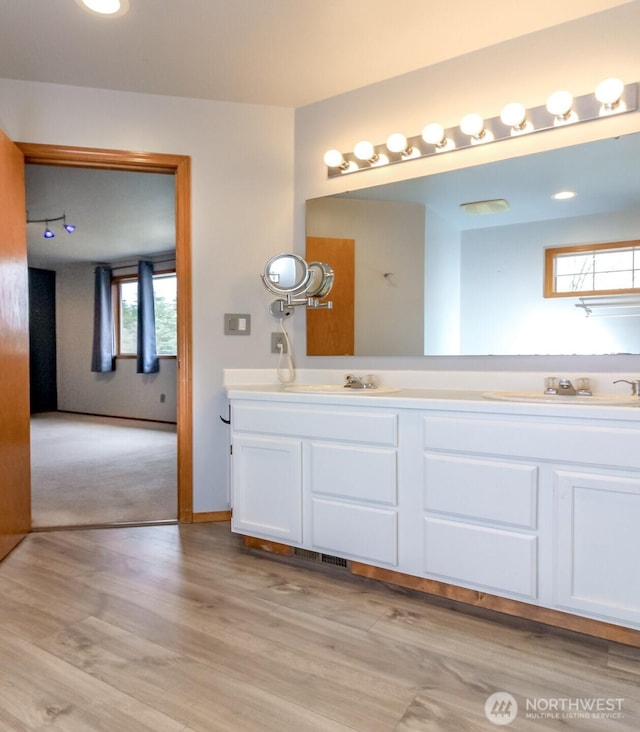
[271,332,287,353]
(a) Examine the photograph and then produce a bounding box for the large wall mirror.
[306,132,640,357]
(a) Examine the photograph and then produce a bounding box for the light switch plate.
[224,313,251,335]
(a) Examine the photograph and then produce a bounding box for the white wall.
[54,263,178,421]
[294,3,640,371]
[424,209,461,354]
[0,79,294,512]
[4,3,640,511]
[306,197,424,355]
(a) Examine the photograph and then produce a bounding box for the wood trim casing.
[544,239,640,298]
[352,563,640,648]
[193,511,232,523]
[17,142,194,523]
[242,536,294,556]
[0,133,31,559]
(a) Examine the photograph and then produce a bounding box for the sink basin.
[483,391,640,406]
[284,384,400,395]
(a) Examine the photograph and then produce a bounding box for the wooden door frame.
[17,142,193,522]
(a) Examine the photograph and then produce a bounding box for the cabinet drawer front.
[311,443,397,505]
[312,498,398,565]
[423,415,640,469]
[233,404,397,446]
[424,453,537,528]
[423,517,537,598]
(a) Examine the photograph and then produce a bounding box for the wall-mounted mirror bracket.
[262,253,333,317]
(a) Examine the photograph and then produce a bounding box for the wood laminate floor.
[0,523,638,731]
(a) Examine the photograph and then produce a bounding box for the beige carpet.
[30,412,177,528]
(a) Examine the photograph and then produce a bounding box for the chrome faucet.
[558,379,576,395]
[344,374,377,389]
[613,379,640,396]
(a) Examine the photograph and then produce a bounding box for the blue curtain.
[91,266,115,372]
[136,260,160,374]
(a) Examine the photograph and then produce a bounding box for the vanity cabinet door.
[231,435,302,544]
[555,469,640,627]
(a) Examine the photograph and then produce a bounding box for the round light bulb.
[422,123,445,146]
[546,90,573,118]
[595,77,624,105]
[595,77,625,114]
[323,149,344,168]
[386,133,408,154]
[460,113,485,138]
[353,140,375,161]
[500,103,526,129]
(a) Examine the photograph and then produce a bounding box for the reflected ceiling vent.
[460,199,510,215]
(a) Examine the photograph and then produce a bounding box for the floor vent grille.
[293,548,348,568]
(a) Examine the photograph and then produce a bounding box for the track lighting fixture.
[27,213,76,239]
[323,77,637,178]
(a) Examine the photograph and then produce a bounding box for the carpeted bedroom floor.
[30,412,177,528]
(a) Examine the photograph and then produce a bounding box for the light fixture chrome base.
[326,82,638,178]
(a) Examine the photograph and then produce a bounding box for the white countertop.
[224,377,640,423]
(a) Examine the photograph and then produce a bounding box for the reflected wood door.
[306,236,355,356]
[0,130,31,560]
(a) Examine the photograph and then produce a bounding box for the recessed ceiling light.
[553,190,576,200]
[75,0,130,16]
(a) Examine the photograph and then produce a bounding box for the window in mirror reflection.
[545,241,640,297]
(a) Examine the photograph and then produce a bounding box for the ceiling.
[12,0,634,267]
[26,166,175,267]
[1,0,631,108]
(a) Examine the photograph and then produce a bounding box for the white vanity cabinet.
[418,409,640,627]
[227,387,640,635]
[230,399,399,563]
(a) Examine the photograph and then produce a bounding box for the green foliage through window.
[118,273,177,356]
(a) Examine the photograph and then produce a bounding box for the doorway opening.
[18,142,193,526]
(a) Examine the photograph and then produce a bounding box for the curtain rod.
[102,257,176,272]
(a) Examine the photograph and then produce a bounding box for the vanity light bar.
[324,80,638,178]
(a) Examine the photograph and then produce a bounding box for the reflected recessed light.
[553,190,576,200]
[75,0,130,16]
